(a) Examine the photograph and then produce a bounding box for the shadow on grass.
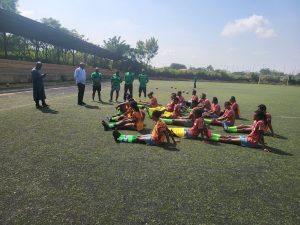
[138,128,152,134]
[237,117,249,121]
[84,105,99,109]
[268,147,293,156]
[38,107,58,114]
[161,144,180,151]
[267,133,288,140]
[100,101,114,105]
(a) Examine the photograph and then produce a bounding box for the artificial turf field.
[1,80,300,225]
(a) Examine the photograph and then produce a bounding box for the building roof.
[0,8,120,60]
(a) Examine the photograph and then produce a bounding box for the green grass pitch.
[1,81,300,224]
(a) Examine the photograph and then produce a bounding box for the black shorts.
[93,85,101,92]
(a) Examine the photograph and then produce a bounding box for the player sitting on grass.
[161,100,200,127]
[109,96,135,122]
[102,101,145,131]
[226,104,274,136]
[208,109,270,152]
[204,101,235,129]
[165,93,177,112]
[177,91,185,104]
[186,89,198,107]
[161,97,181,119]
[112,110,177,147]
[230,96,240,119]
[203,97,221,118]
[168,108,209,140]
[198,93,211,111]
[139,91,159,108]
[114,94,132,114]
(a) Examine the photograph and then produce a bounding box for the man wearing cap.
[31,61,49,108]
[91,67,102,102]
[74,62,86,105]
[123,66,134,101]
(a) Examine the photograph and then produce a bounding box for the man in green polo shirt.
[138,69,149,101]
[123,66,135,101]
[110,71,122,102]
[91,67,102,102]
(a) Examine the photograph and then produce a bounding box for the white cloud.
[221,14,276,38]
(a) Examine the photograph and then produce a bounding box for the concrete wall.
[0,59,115,84]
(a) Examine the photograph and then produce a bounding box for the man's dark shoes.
[36,105,42,109]
[42,104,49,108]
[101,120,110,131]
[113,130,121,143]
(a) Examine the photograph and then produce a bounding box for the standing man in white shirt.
[74,62,86,105]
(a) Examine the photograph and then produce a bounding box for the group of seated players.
[101,89,274,152]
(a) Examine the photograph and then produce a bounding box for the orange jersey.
[132,110,144,131]
[151,120,167,144]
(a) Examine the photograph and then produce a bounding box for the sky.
[17,0,300,73]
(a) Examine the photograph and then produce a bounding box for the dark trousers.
[35,99,46,106]
[124,84,133,100]
[92,85,101,101]
[139,86,147,98]
[77,83,85,104]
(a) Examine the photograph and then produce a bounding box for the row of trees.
[150,65,300,85]
[0,1,159,71]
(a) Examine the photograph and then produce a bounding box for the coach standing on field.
[32,61,49,108]
[74,62,86,105]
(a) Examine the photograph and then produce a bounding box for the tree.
[206,65,214,71]
[0,0,18,12]
[41,17,62,29]
[103,36,131,58]
[144,37,159,65]
[170,63,187,70]
[135,37,159,65]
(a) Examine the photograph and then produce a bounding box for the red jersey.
[178,95,185,103]
[150,96,158,108]
[203,98,211,110]
[223,109,235,125]
[211,103,221,115]
[247,120,265,145]
[231,102,240,117]
[166,101,175,112]
[172,104,181,118]
[189,106,201,121]
[191,95,198,103]
[264,112,272,133]
[188,117,204,138]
